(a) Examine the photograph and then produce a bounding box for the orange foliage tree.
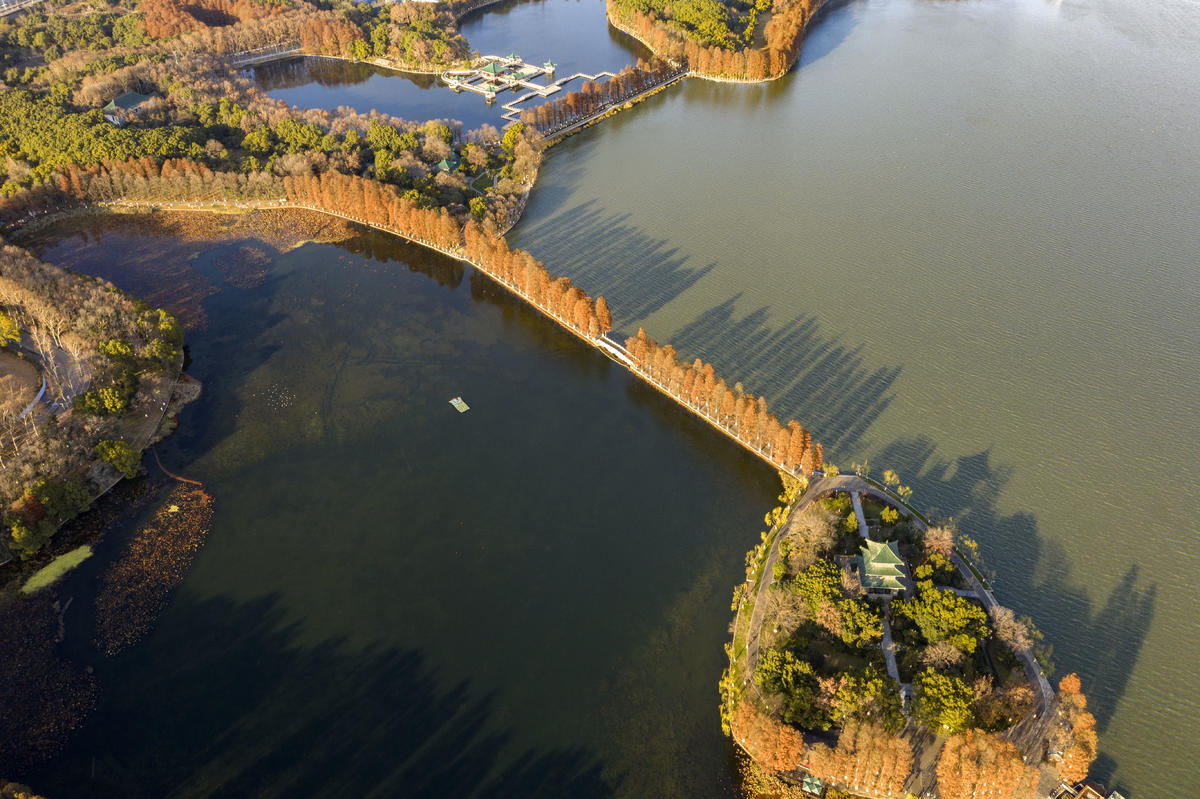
[1055,673,1098,783]
[730,701,806,774]
[937,729,1039,799]
[804,720,912,797]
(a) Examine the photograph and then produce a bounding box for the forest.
[722,483,1101,798]
[607,0,822,81]
[0,0,471,90]
[0,241,183,559]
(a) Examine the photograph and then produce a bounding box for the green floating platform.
[449,396,470,413]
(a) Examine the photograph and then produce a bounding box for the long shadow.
[23,592,613,798]
[514,199,716,322]
[797,0,861,69]
[873,437,1157,753]
[669,295,901,457]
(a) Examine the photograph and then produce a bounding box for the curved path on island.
[743,474,1053,718]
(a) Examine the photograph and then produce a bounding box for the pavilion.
[857,539,913,598]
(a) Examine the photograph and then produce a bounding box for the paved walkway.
[744,473,1055,725]
[880,614,901,684]
[851,490,869,539]
[743,473,869,676]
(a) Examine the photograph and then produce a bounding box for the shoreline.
[55,199,807,479]
[605,7,820,85]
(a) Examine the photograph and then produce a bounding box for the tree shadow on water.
[515,199,716,322]
[28,593,613,799]
[873,437,1157,749]
[670,295,901,458]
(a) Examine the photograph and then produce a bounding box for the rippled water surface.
[24,0,1200,796]
[508,0,1200,795]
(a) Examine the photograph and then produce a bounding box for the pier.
[440,54,615,121]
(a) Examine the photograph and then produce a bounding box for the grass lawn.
[809,637,870,673]
[862,498,887,519]
[470,172,493,193]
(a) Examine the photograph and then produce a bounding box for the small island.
[722,470,1106,799]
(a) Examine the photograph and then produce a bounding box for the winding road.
[743,473,1054,718]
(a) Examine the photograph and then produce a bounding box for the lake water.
[508,1,1200,796]
[23,216,775,797]
[25,0,1200,796]
[251,0,648,131]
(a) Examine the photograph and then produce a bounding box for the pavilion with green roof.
[435,152,460,173]
[857,539,912,598]
[479,61,508,80]
[102,91,154,125]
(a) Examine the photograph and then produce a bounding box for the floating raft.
[449,396,470,413]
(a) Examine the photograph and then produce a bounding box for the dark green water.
[24,218,775,797]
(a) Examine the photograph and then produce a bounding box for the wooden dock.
[440,54,614,115]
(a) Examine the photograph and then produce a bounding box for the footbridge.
[229,41,302,68]
[0,0,44,16]
[441,54,617,119]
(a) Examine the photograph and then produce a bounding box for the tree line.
[624,326,822,475]
[2,154,825,479]
[518,59,685,137]
[607,0,821,81]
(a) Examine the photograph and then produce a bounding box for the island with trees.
[0,243,185,561]
[721,470,1103,799]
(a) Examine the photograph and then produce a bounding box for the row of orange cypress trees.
[606,0,822,82]
[1,157,822,475]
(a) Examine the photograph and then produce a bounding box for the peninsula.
[0,0,1114,796]
[722,470,1105,798]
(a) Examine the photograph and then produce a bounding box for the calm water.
[252,0,648,130]
[24,218,774,797]
[507,0,1200,796]
[26,0,1200,795]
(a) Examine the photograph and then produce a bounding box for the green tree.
[99,338,133,359]
[837,598,883,647]
[0,310,19,344]
[500,123,525,156]
[371,23,390,57]
[95,439,140,479]
[893,584,991,654]
[242,125,275,155]
[469,196,487,220]
[793,558,842,615]
[914,668,975,734]
[833,665,904,732]
[754,648,831,730]
[112,14,150,48]
[74,386,129,416]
